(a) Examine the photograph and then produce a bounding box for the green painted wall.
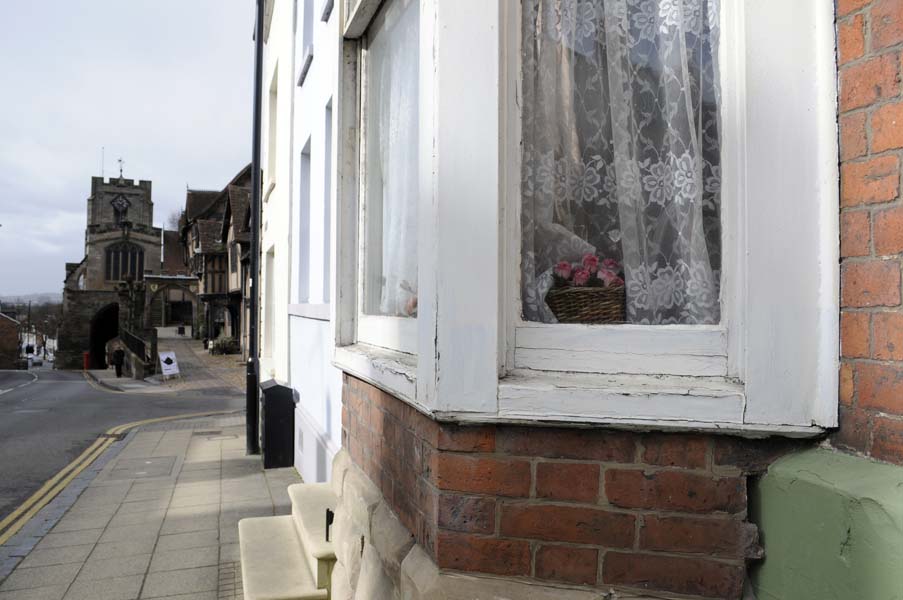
[751,448,903,600]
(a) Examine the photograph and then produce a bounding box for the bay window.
[335,0,838,434]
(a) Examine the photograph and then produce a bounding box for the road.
[0,367,244,523]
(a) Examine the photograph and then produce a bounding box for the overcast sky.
[0,1,254,297]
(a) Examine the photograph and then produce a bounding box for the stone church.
[57,173,198,370]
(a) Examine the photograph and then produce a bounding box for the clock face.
[111,195,130,212]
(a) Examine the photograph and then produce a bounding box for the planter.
[546,285,626,324]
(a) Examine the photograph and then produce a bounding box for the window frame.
[352,0,423,357]
[507,1,741,381]
[289,0,335,324]
[498,0,838,431]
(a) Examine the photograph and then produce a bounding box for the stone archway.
[89,303,119,369]
[145,282,198,330]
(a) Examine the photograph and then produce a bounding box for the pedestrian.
[112,347,125,378]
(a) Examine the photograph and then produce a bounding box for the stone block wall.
[836,0,903,462]
[341,374,801,599]
[56,290,118,369]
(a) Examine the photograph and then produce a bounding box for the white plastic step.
[238,515,328,600]
[288,483,337,589]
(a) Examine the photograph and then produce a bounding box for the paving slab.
[0,564,81,592]
[148,546,219,573]
[34,530,104,552]
[16,547,93,571]
[75,554,151,582]
[0,584,68,600]
[63,574,143,600]
[140,566,218,598]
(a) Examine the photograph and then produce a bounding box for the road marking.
[0,372,38,396]
[0,409,242,546]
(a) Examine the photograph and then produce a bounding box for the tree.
[166,209,184,231]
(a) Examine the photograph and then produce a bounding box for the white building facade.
[259,0,344,485]
[287,0,344,483]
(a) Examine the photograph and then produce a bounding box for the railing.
[121,328,151,365]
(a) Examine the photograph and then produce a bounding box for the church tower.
[78,170,162,291]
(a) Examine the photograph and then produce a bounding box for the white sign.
[158,351,180,378]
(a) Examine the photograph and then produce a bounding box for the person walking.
[112,347,125,378]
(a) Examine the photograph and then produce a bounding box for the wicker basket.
[546,285,626,324]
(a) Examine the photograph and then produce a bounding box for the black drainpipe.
[246,0,265,455]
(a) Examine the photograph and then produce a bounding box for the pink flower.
[554,261,572,279]
[572,268,591,286]
[611,276,624,287]
[598,268,619,287]
[582,253,600,271]
[601,258,620,271]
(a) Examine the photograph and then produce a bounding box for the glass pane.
[521,0,722,325]
[362,0,419,318]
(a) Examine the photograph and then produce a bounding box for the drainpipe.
[246,0,265,455]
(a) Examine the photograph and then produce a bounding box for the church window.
[106,242,145,281]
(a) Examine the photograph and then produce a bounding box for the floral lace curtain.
[521,0,722,324]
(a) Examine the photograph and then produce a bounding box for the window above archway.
[105,242,145,281]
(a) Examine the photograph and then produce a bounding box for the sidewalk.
[0,413,299,600]
[85,370,166,394]
[86,339,245,395]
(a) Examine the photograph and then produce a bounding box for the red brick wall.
[837,0,903,462]
[342,374,801,599]
[0,318,19,369]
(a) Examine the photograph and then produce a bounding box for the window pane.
[362,0,419,318]
[521,0,722,325]
[112,250,120,280]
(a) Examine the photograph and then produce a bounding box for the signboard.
[158,351,180,378]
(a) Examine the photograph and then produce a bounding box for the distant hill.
[0,292,62,305]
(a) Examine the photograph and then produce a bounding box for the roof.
[196,220,225,254]
[185,190,220,222]
[182,164,254,240]
[222,185,251,244]
[161,230,188,275]
[0,312,20,326]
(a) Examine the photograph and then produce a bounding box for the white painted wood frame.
[352,0,422,358]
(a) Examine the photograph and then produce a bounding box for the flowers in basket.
[552,254,624,289]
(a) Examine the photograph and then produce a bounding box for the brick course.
[342,375,800,599]
[837,0,903,462]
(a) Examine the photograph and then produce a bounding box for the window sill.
[297,46,314,87]
[263,180,276,204]
[472,370,824,438]
[343,0,382,38]
[333,343,417,406]
[320,0,334,22]
[289,303,330,321]
[327,353,826,437]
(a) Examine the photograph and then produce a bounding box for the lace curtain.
[521,0,722,324]
[364,0,420,317]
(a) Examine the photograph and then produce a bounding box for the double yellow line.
[0,410,238,547]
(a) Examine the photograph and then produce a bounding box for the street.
[0,367,243,524]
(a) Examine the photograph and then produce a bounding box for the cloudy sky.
[0,1,254,296]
